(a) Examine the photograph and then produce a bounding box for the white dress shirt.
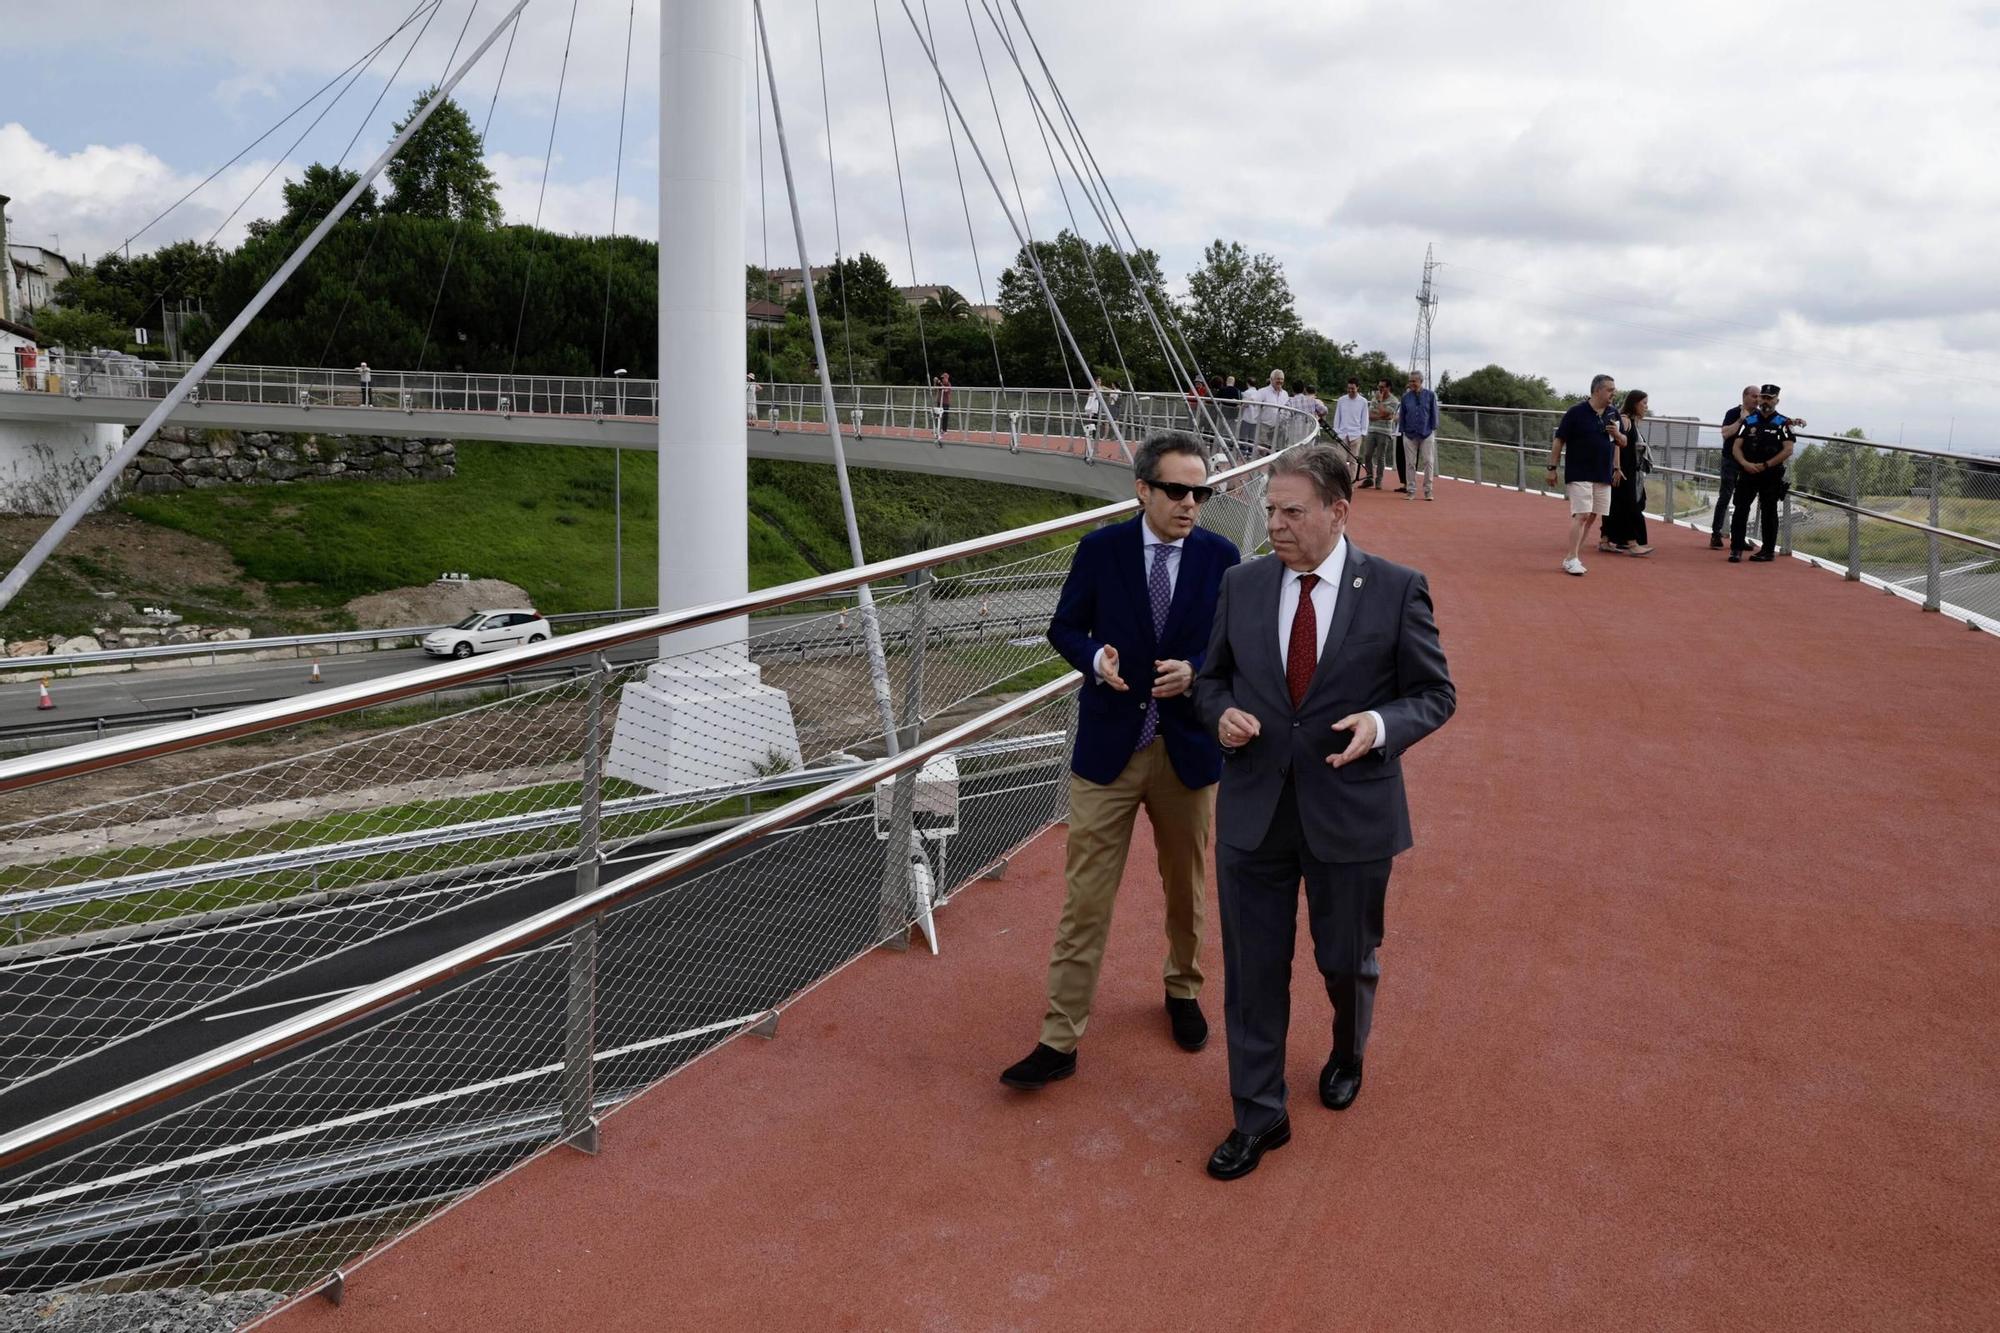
[1332,392,1370,439]
[1277,538,1388,751]
[1092,521,1182,682]
[1246,383,1289,424]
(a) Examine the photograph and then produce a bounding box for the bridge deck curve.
[257,477,2000,1331]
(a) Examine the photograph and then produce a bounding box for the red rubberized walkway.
[260,479,1999,1331]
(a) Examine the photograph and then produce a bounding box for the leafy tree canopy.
[384,88,501,226]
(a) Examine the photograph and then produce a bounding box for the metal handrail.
[1430,402,1999,468]
[0,445,1288,796]
[1434,432,2000,559]
[0,670,1081,1174]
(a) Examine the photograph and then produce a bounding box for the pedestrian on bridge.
[746,372,760,423]
[1711,385,1758,550]
[1548,373,1624,575]
[356,361,372,407]
[1361,379,1397,488]
[1726,384,1801,563]
[1193,444,1456,1179]
[1247,368,1291,454]
[1001,432,1241,1093]
[1602,389,1653,555]
[1333,379,1370,474]
[1398,371,1439,500]
[934,371,953,434]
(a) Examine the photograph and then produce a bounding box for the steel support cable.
[898,0,1127,459]
[119,0,437,255]
[317,0,469,367]
[919,0,1005,387]
[508,0,585,377]
[206,0,445,248]
[597,0,637,378]
[871,0,931,388]
[755,30,777,377]
[1005,0,1214,399]
[415,14,521,372]
[753,0,902,754]
[960,0,1075,397]
[975,0,1129,396]
[0,1,531,616]
[811,0,858,385]
[983,0,1215,432]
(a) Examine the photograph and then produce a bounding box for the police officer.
[1724,384,1803,563]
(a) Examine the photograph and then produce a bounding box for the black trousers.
[1711,456,1739,538]
[1605,473,1647,546]
[1731,468,1783,553]
[1215,782,1389,1134]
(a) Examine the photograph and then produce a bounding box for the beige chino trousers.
[1040,738,1214,1052]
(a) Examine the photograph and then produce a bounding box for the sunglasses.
[1144,480,1215,503]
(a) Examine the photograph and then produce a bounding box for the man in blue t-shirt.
[1545,373,1626,576]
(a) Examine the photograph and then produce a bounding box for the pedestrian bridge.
[0,360,1295,503]
[0,416,1994,1332]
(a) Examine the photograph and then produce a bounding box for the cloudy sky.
[5,0,1996,448]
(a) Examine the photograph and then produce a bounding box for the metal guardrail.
[8,608,661,677]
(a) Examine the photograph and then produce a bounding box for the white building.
[7,242,72,316]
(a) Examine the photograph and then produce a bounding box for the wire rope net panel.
[0,689,1078,1303]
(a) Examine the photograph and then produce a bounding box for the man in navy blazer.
[1001,433,1241,1090]
[1194,444,1455,1179]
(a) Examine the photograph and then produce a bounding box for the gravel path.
[0,1289,281,1333]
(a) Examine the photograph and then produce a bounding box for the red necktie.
[1287,573,1319,709]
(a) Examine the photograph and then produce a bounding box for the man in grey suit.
[1194,445,1455,1180]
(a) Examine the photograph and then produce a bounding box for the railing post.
[1845,450,1862,581]
[1782,480,1796,556]
[561,655,607,1154]
[877,570,930,950]
[1925,455,1942,611]
[1663,458,1676,526]
[1515,415,1527,491]
[1472,413,1482,485]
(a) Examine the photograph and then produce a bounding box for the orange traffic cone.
[308,660,323,685]
[37,677,55,710]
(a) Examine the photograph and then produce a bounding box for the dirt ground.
[0,512,338,643]
[344,579,533,629]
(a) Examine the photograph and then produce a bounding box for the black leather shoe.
[1205,1116,1291,1180]
[1709,533,1724,549]
[1166,995,1208,1052]
[999,1043,1076,1090]
[1320,1056,1364,1111]
[1727,551,1743,563]
[1749,551,1776,562]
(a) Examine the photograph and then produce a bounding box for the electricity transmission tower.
[1409,243,1438,385]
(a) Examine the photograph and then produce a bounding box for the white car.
[422,609,552,659]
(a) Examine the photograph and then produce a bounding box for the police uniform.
[1730,384,1796,563]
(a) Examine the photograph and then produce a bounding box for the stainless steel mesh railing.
[0,435,1292,1307]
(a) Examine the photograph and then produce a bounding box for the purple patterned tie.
[1135,542,1174,751]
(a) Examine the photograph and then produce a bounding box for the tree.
[995,230,1169,388]
[27,306,130,352]
[921,286,972,321]
[277,163,379,232]
[1439,364,1565,411]
[384,88,501,226]
[51,240,228,351]
[799,253,903,327]
[1181,240,1300,379]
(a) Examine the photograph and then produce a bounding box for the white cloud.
[7,0,2000,445]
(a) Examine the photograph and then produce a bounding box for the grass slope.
[117,442,1098,618]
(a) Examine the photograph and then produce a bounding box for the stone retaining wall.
[123,425,456,493]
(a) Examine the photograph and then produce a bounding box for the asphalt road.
[0,588,1062,742]
[0,760,1065,1286]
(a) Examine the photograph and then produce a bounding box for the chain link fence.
[0,448,1280,1306]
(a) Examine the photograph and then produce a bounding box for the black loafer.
[1320,1056,1363,1111]
[1166,995,1208,1052]
[1727,552,1743,563]
[1749,552,1776,562]
[1205,1116,1291,1180]
[1709,533,1724,549]
[999,1043,1076,1090]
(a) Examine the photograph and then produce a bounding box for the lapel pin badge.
[1352,576,1363,589]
